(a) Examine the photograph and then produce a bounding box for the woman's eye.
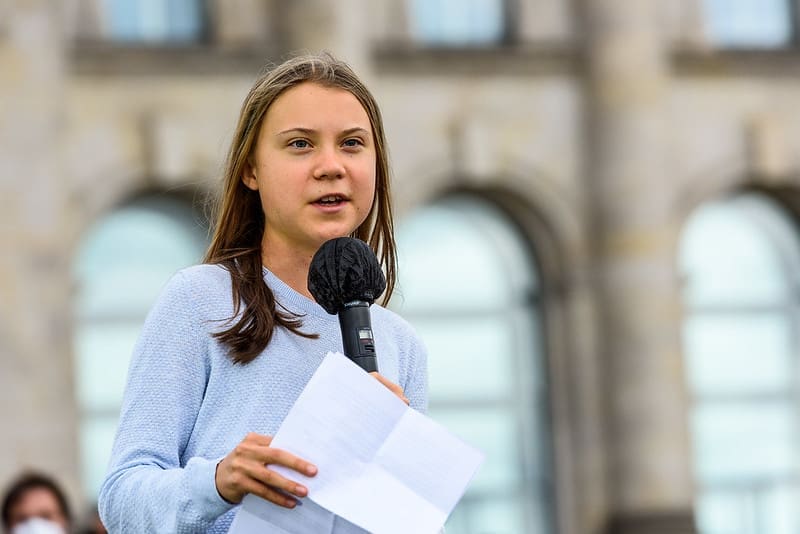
[290,139,310,149]
[343,138,363,148]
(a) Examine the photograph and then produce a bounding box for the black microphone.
[308,237,386,373]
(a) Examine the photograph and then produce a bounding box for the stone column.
[0,0,80,502]
[210,0,271,50]
[581,1,696,532]
[279,0,372,78]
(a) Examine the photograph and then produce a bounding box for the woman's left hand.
[369,372,409,405]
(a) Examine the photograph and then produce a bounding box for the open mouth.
[314,195,347,206]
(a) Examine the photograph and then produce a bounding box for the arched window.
[392,195,553,533]
[72,194,208,497]
[679,193,800,534]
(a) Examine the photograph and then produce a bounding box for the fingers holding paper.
[370,372,409,405]
[215,432,318,508]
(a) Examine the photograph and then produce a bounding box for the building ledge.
[372,41,580,77]
[71,42,800,80]
[674,47,800,77]
[70,41,279,77]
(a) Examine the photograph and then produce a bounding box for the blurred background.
[2,1,799,533]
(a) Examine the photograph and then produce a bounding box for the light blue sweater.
[98,264,428,533]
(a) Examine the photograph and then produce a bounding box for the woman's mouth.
[314,195,347,206]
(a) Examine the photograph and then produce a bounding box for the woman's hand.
[215,433,317,508]
[370,372,409,405]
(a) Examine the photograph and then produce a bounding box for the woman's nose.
[312,147,345,180]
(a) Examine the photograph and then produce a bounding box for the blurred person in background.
[1,471,72,534]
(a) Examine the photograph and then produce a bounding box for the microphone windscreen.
[308,237,387,315]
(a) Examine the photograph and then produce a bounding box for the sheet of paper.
[229,351,484,534]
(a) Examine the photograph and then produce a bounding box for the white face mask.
[11,518,66,534]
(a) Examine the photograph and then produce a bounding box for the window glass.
[72,195,207,496]
[416,318,517,400]
[680,196,799,307]
[684,314,792,395]
[104,0,205,43]
[692,402,796,480]
[702,0,792,48]
[408,0,506,46]
[392,195,551,533]
[679,193,800,534]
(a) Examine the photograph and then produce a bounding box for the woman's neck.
[260,241,315,300]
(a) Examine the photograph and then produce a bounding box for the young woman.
[98,53,428,533]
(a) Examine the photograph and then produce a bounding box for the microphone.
[308,237,386,373]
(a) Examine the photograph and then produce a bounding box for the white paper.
[229,351,484,534]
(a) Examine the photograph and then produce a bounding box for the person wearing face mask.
[1,472,71,534]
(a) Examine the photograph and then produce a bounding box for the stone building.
[1,1,798,533]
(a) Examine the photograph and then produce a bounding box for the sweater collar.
[261,266,332,320]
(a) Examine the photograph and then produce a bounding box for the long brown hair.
[204,52,397,364]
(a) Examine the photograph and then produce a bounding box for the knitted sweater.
[98,264,428,533]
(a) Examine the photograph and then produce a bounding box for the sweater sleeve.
[98,270,235,533]
[403,330,429,415]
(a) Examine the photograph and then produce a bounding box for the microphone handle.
[338,300,379,373]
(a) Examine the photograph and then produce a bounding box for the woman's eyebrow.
[275,126,371,137]
[341,127,371,137]
[275,127,315,137]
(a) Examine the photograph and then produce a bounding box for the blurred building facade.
[2,1,800,533]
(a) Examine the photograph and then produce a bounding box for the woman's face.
[243,81,377,261]
[7,487,69,531]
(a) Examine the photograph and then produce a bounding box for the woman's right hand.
[215,432,317,508]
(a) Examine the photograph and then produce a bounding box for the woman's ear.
[242,159,259,190]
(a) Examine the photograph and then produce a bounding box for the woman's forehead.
[263,82,371,131]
